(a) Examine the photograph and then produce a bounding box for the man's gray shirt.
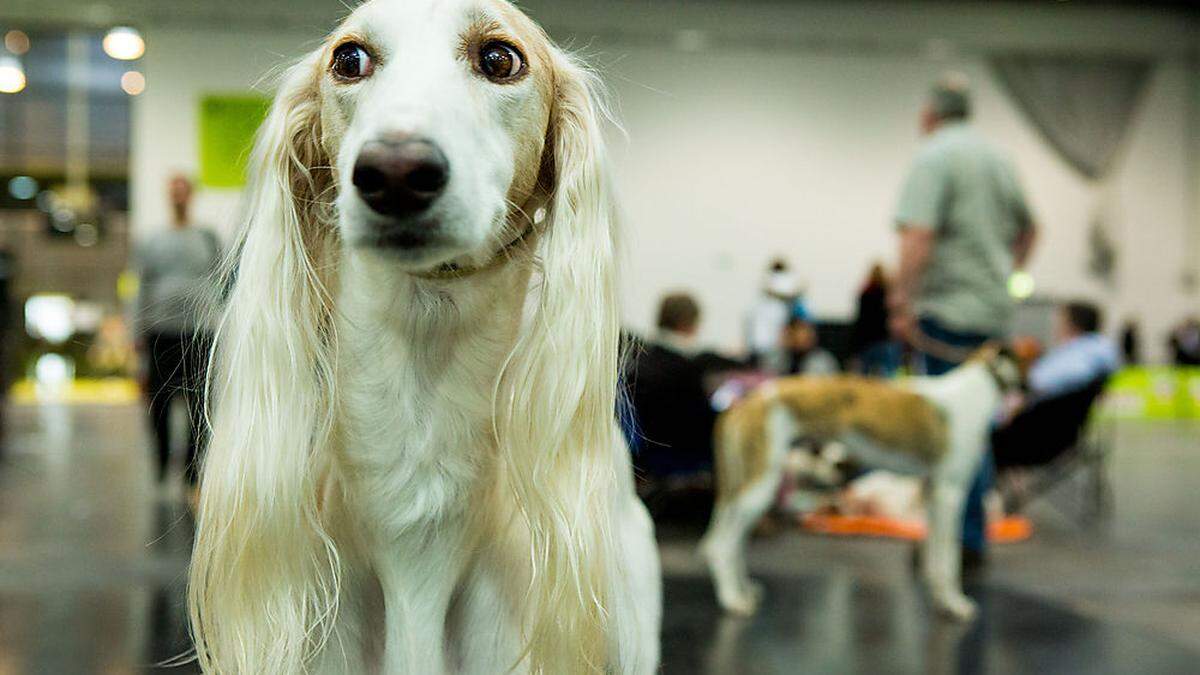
[895,122,1033,336]
[134,226,222,335]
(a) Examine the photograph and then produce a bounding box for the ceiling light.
[102,26,144,61]
[4,30,30,56]
[8,176,38,200]
[120,70,145,95]
[0,55,25,94]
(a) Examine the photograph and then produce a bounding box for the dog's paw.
[720,581,763,617]
[721,594,759,617]
[744,580,764,606]
[934,594,978,622]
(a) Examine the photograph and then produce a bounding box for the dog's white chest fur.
[336,259,517,532]
[327,262,527,673]
[338,330,485,533]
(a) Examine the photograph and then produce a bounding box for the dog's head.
[972,343,1025,394]
[324,0,559,271]
[264,0,605,277]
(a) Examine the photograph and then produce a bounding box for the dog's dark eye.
[479,41,525,81]
[332,42,373,81]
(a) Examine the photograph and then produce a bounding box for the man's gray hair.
[930,72,971,120]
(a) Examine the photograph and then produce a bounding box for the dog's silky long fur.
[700,349,1020,622]
[187,2,660,673]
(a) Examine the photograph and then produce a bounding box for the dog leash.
[910,327,1013,390]
[907,325,981,366]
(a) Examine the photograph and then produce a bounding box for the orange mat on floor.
[798,513,1033,544]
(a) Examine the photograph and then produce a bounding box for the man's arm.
[890,146,946,339]
[889,226,935,338]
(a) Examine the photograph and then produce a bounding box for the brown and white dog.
[700,347,1021,621]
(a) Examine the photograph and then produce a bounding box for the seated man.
[628,293,736,478]
[1026,301,1120,401]
[992,301,1119,470]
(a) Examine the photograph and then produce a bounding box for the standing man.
[135,175,223,506]
[889,74,1037,570]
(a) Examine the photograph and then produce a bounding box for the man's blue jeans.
[917,317,994,554]
[860,340,902,378]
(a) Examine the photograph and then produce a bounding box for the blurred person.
[0,246,13,454]
[773,312,839,376]
[992,303,1118,472]
[1120,318,1141,366]
[1027,302,1119,401]
[851,262,899,377]
[1169,317,1200,366]
[628,293,722,478]
[134,175,222,502]
[889,73,1037,570]
[745,258,803,368]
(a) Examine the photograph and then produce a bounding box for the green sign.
[198,94,271,188]
[1101,367,1200,420]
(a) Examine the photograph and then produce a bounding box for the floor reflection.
[2,404,1199,673]
[662,574,1200,674]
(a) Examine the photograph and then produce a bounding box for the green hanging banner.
[198,94,271,188]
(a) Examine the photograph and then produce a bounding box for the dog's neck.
[333,251,532,535]
[915,360,1004,426]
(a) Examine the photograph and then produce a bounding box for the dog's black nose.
[352,137,449,218]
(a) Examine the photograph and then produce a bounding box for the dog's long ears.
[189,51,341,675]
[493,53,625,673]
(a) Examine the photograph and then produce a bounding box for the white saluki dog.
[187,1,660,673]
[700,348,1021,622]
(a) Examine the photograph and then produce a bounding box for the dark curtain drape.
[991,55,1153,180]
[991,55,1154,284]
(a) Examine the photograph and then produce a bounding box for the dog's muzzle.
[353,135,449,220]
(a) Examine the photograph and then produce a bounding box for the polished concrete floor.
[1,403,1198,674]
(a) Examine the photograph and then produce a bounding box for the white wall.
[124,1,1200,362]
[131,29,314,240]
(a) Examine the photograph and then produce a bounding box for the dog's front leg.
[372,530,469,674]
[608,493,662,674]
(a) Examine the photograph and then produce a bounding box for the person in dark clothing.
[0,248,13,455]
[777,313,839,376]
[145,333,212,486]
[134,175,222,503]
[851,262,898,377]
[1120,319,1141,366]
[993,302,1118,470]
[1169,318,1200,366]
[628,294,725,478]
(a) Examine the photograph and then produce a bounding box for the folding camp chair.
[994,377,1113,523]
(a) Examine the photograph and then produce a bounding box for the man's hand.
[887,289,915,343]
[889,307,916,343]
